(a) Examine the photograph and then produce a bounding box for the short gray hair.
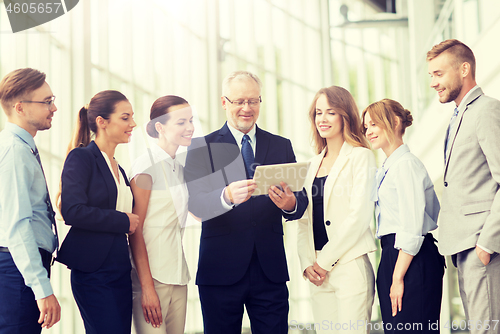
[222,70,262,97]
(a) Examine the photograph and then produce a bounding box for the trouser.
[377,233,444,333]
[0,249,51,334]
[198,249,288,334]
[131,268,187,334]
[456,248,500,334]
[309,253,375,334]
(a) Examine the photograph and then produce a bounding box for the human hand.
[390,278,404,316]
[313,261,328,279]
[476,245,491,266]
[36,294,61,329]
[224,180,257,204]
[141,285,163,328]
[127,212,140,234]
[304,265,326,286]
[268,182,296,211]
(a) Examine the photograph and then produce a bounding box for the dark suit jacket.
[57,141,131,272]
[184,123,306,285]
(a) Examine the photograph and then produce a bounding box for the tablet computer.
[252,161,310,196]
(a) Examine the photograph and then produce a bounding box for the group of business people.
[283,39,500,334]
[0,38,498,334]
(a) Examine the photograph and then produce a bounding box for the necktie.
[33,147,59,255]
[373,165,387,237]
[241,135,255,179]
[444,107,459,165]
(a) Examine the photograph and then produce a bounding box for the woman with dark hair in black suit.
[57,90,139,334]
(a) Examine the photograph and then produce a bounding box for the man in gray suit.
[427,39,500,333]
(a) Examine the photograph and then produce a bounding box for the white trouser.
[309,254,375,334]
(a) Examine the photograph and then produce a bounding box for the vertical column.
[82,0,92,101]
[407,0,435,114]
[206,0,222,134]
[320,0,333,86]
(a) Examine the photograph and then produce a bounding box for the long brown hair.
[308,86,369,154]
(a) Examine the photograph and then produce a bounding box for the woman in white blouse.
[362,99,445,333]
[128,95,194,334]
[285,86,377,333]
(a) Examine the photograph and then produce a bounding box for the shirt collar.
[457,85,479,110]
[382,144,410,170]
[226,122,257,146]
[150,142,177,168]
[4,122,37,151]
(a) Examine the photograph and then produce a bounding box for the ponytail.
[58,105,91,212]
[66,105,92,155]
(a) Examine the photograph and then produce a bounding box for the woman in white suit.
[285,86,377,333]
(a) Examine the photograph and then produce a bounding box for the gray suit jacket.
[439,87,500,255]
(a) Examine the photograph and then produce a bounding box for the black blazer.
[57,141,131,272]
[184,123,307,285]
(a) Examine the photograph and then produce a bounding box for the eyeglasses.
[20,96,56,108]
[224,96,262,107]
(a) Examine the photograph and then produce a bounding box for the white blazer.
[297,141,377,273]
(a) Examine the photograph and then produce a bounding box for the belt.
[0,246,9,253]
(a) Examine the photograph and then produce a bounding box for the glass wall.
[0,0,333,332]
[5,0,491,332]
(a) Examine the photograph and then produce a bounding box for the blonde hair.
[308,86,368,154]
[361,99,413,144]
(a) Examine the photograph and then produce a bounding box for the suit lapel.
[89,141,118,209]
[254,126,269,166]
[444,88,483,176]
[304,149,325,213]
[323,142,352,207]
[304,151,325,258]
[212,123,246,181]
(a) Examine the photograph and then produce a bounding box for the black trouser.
[377,233,445,333]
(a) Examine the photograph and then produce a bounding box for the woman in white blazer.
[285,86,377,333]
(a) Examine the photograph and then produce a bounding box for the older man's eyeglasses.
[225,96,261,107]
[20,96,56,109]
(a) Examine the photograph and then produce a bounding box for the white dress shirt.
[374,144,440,256]
[220,123,256,209]
[101,152,133,214]
[129,143,190,285]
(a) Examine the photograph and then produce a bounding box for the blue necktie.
[444,107,459,164]
[373,165,387,237]
[241,135,255,179]
[33,147,59,254]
